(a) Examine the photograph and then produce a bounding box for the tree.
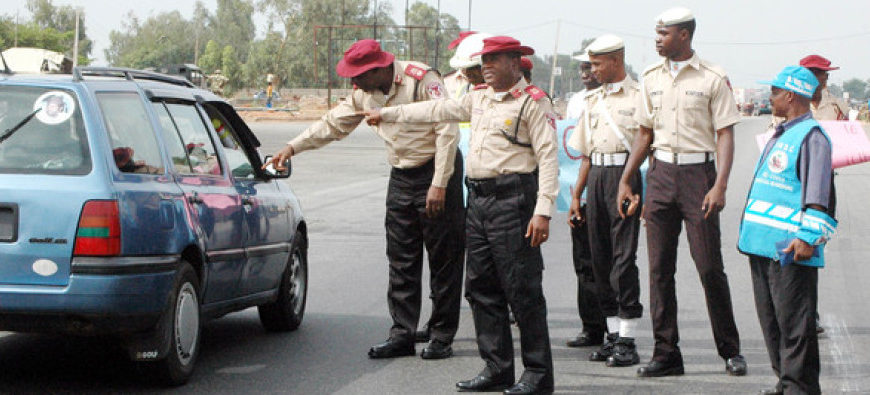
[26,0,92,63]
[406,1,460,73]
[221,45,241,93]
[842,78,868,101]
[105,10,198,69]
[198,40,222,74]
[213,0,255,63]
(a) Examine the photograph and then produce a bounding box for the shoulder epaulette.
[642,60,664,76]
[698,59,728,79]
[404,64,428,80]
[473,83,488,91]
[524,85,547,101]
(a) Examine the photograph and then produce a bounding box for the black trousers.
[644,159,740,362]
[465,173,553,387]
[385,155,465,343]
[750,255,820,395]
[586,165,643,320]
[571,205,606,336]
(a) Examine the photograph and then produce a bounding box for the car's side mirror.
[262,155,291,179]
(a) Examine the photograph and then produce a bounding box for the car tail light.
[73,200,121,256]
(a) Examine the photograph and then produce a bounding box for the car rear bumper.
[0,255,180,334]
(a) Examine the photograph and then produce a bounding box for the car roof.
[0,67,224,103]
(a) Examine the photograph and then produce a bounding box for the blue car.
[0,67,308,385]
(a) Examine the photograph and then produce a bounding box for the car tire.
[258,230,307,332]
[138,262,202,386]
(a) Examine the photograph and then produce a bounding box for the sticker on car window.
[33,91,75,125]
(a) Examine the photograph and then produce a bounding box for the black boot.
[606,337,640,367]
[589,333,618,361]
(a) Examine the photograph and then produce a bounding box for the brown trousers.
[644,159,740,362]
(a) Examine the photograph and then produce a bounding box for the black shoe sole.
[456,383,511,392]
[589,352,611,362]
[420,348,453,360]
[606,354,640,367]
[637,365,684,377]
[367,349,415,359]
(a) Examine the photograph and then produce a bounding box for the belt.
[590,152,628,167]
[653,150,714,165]
[464,173,536,197]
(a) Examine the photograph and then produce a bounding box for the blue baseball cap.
[758,65,819,99]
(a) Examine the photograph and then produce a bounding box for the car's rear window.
[0,86,91,175]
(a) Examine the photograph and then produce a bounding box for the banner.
[755,120,870,169]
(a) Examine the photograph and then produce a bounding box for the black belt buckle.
[465,178,496,196]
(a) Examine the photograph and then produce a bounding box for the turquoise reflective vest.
[737,118,837,267]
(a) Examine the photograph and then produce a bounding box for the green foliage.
[0,0,92,65]
[842,78,868,100]
[105,10,197,69]
[213,0,255,63]
[405,1,460,73]
[199,40,222,74]
[221,45,241,93]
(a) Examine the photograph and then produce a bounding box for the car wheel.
[139,262,201,386]
[258,230,308,332]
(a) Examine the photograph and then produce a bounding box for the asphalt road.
[0,117,868,394]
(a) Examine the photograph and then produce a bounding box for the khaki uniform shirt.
[288,60,457,187]
[635,53,741,153]
[569,76,641,156]
[443,71,471,100]
[380,78,560,217]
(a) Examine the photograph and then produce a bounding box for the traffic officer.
[616,7,747,377]
[564,50,608,349]
[568,34,643,367]
[738,65,836,395]
[444,32,490,100]
[365,35,558,395]
[415,31,492,344]
[802,55,849,121]
[263,39,464,361]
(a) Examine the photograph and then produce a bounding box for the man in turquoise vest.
[738,65,837,395]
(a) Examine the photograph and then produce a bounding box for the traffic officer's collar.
[485,77,529,102]
[663,51,700,77]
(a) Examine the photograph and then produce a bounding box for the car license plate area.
[0,204,18,242]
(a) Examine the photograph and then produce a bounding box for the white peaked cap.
[449,33,494,69]
[656,7,694,26]
[586,34,625,55]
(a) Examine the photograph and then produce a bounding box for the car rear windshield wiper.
[0,108,41,145]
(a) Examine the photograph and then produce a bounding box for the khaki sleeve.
[419,71,459,188]
[288,92,363,154]
[710,76,741,131]
[380,93,472,124]
[526,99,559,218]
[567,109,589,156]
[634,75,655,129]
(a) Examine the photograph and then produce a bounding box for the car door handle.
[187,193,204,204]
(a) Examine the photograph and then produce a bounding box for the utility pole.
[372,0,378,39]
[14,10,18,47]
[72,8,80,69]
[548,19,561,98]
[467,0,472,30]
[434,0,441,68]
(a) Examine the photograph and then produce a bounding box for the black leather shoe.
[726,355,747,376]
[606,337,640,367]
[456,374,512,392]
[367,338,414,359]
[566,331,604,348]
[415,328,430,343]
[420,339,452,360]
[637,359,685,377]
[758,388,783,395]
[589,333,618,361]
[503,381,554,395]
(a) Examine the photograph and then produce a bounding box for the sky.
[4,0,870,89]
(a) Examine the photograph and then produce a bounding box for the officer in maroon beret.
[264,39,464,361]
